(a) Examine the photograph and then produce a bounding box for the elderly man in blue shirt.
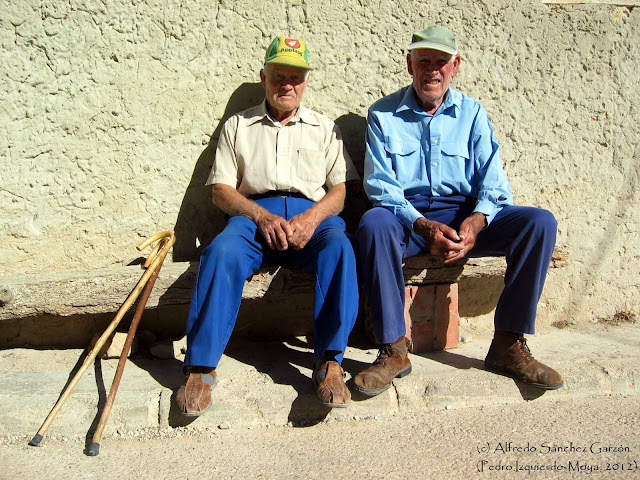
[354,25,563,396]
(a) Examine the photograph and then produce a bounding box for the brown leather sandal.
[176,371,217,416]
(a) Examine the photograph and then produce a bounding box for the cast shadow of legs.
[222,336,362,427]
[129,355,193,428]
[417,349,546,401]
[159,337,367,429]
[227,336,330,426]
[160,341,328,429]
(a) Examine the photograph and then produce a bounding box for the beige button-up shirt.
[206,102,358,202]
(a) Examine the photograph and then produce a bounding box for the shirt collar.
[245,102,269,126]
[247,101,319,126]
[396,85,462,117]
[297,105,320,126]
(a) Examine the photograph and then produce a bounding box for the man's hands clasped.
[256,211,294,251]
[257,211,317,251]
[212,183,344,253]
[413,212,486,263]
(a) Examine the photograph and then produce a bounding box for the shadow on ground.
[418,348,546,401]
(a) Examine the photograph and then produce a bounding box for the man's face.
[260,64,309,115]
[407,48,460,113]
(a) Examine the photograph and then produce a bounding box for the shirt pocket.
[440,141,471,180]
[296,148,326,183]
[385,137,422,184]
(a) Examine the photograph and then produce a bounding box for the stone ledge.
[0,247,568,321]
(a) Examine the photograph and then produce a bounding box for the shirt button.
[432,162,438,167]
[433,138,439,144]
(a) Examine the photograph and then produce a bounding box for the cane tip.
[28,434,43,447]
[87,442,100,456]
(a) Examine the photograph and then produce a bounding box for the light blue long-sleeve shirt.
[364,85,513,230]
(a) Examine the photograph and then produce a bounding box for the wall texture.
[1,0,638,327]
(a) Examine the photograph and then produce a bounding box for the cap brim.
[407,41,457,55]
[265,53,312,70]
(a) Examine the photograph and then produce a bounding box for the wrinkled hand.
[443,213,486,263]
[287,213,317,250]
[257,212,293,251]
[414,217,463,261]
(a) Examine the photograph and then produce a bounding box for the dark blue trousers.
[184,197,359,368]
[356,195,557,344]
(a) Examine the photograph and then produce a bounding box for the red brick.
[403,283,459,353]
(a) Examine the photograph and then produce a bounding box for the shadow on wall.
[172,82,267,262]
[335,113,370,234]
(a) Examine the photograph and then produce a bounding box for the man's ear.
[259,68,266,87]
[406,53,414,76]
[451,55,461,78]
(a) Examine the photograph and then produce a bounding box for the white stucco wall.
[1,0,638,326]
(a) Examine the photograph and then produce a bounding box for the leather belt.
[249,191,309,201]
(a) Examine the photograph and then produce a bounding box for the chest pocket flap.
[385,136,419,156]
[440,141,470,159]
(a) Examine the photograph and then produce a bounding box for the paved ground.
[1,393,638,479]
[1,324,637,440]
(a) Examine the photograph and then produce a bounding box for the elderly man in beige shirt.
[176,36,360,415]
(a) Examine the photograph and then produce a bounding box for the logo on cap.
[285,39,301,49]
[264,36,312,70]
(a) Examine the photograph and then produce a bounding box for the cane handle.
[136,231,175,251]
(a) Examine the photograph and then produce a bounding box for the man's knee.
[528,208,557,236]
[318,232,357,265]
[500,206,557,237]
[537,208,557,230]
[200,234,247,268]
[356,207,401,242]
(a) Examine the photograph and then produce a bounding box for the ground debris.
[596,310,637,326]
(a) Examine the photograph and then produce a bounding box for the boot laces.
[516,337,535,362]
[373,344,394,365]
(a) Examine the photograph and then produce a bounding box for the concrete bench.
[0,248,568,351]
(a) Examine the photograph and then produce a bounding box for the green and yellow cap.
[264,36,312,70]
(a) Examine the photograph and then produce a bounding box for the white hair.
[264,63,310,80]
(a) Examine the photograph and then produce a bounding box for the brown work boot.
[485,330,564,390]
[312,361,351,408]
[353,336,412,397]
[176,368,217,416]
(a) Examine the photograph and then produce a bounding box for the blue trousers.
[356,195,557,344]
[184,197,359,368]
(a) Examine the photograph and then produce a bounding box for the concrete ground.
[1,324,638,440]
[2,394,638,480]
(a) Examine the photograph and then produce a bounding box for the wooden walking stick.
[29,231,176,448]
[86,237,168,456]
